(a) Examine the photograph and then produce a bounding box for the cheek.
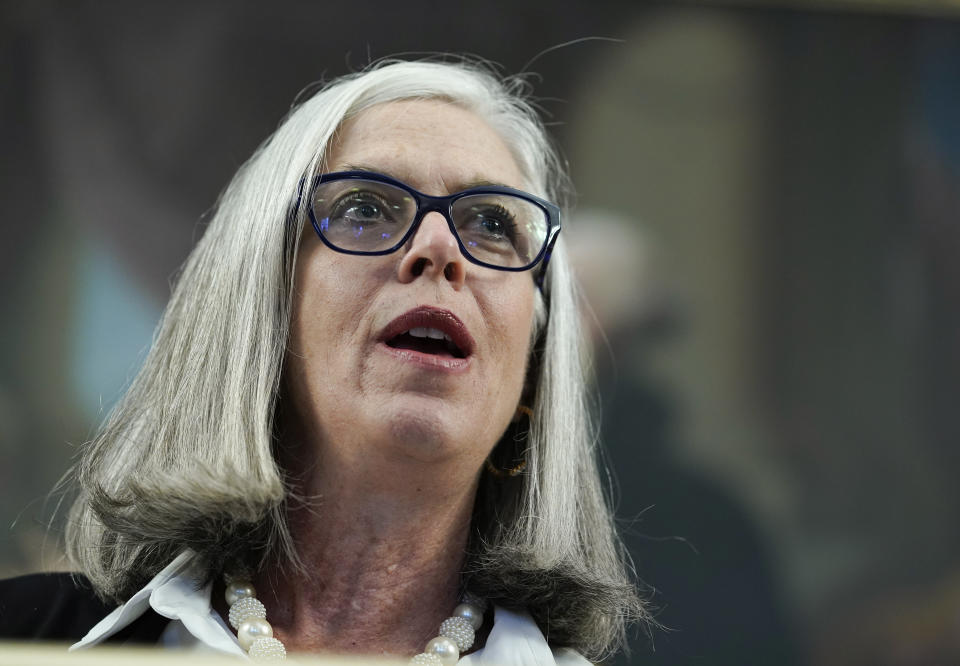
[293,243,376,326]
[285,251,378,429]
[289,250,362,373]
[492,284,537,386]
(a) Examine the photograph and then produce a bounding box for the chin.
[383,403,467,464]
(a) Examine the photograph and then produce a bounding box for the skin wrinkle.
[267,99,538,656]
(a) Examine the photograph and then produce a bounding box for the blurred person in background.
[569,210,797,665]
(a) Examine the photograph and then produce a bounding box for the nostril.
[444,264,456,281]
[411,257,428,277]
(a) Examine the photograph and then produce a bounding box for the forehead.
[325,99,529,194]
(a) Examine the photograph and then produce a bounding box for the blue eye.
[311,179,420,253]
[479,216,507,237]
[465,205,517,242]
[330,192,399,228]
[350,202,382,220]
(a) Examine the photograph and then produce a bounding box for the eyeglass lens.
[311,179,549,268]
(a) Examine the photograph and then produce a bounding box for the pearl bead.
[453,603,484,630]
[225,580,257,606]
[409,654,443,665]
[249,636,287,660]
[439,616,474,651]
[425,636,459,666]
[237,617,274,651]
[228,596,267,629]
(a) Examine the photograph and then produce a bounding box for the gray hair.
[65,58,646,661]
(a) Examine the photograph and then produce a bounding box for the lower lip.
[378,343,472,372]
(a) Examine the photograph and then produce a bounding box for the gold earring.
[485,405,532,477]
[484,457,528,477]
[515,405,534,420]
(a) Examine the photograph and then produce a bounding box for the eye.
[334,193,392,224]
[450,193,545,267]
[466,205,517,241]
[479,215,507,237]
[356,203,378,218]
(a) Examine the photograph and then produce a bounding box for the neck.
[253,430,479,657]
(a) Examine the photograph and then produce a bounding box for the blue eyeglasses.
[305,171,561,287]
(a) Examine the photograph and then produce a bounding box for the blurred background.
[2,0,959,663]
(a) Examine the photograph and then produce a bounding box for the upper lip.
[378,306,476,358]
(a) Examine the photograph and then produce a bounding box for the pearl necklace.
[223,573,486,664]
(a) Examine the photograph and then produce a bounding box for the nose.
[396,211,467,289]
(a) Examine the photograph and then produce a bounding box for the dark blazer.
[0,573,169,644]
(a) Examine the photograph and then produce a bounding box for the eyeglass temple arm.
[535,230,561,290]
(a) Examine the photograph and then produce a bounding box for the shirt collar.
[69,551,588,664]
[70,550,244,656]
[462,606,578,665]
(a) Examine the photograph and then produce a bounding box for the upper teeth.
[408,327,452,342]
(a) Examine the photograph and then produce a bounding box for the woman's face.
[285,99,537,483]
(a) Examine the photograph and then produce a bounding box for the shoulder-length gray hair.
[65,58,646,661]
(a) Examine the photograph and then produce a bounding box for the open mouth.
[379,306,476,364]
[385,327,466,359]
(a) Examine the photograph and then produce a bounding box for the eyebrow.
[338,163,514,192]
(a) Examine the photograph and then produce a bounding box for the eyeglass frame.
[301,170,562,289]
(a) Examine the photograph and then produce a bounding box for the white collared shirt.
[70,552,590,665]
